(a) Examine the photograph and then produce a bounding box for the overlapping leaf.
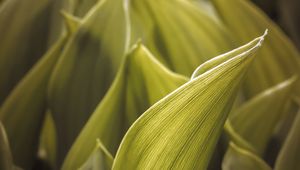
[0,36,68,169]
[225,77,296,155]
[112,33,264,169]
[0,122,14,170]
[48,0,130,163]
[129,0,233,75]
[62,44,187,170]
[79,139,113,170]
[211,0,300,98]
[0,0,53,103]
[274,110,300,170]
[222,142,271,170]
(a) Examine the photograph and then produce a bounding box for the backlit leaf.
[62,44,187,170]
[112,33,264,169]
[48,0,130,163]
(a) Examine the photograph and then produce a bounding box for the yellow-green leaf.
[48,0,130,163]
[0,122,14,170]
[38,111,57,169]
[130,0,233,75]
[0,0,53,103]
[225,76,296,155]
[211,0,300,98]
[222,142,271,170]
[62,44,187,170]
[112,33,264,169]
[0,36,67,169]
[275,110,300,170]
[79,139,113,170]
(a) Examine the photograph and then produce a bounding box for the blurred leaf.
[79,139,113,170]
[0,0,53,104]
[62,44,187,170]
[278,0,300,50]
[225,76,296,155]
[38,111,57,169]
[0,36,68,169]
[48,0,130,164]
[0,122,14,170]
[274,110,300,170]
[130,0,233,76]
[222,142,271,170]
[112,33,264,169]
[70,0,99,17]
[212,0,300,98]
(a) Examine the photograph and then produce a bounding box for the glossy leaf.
[225,76,296,155]
[62,44,187,170]
[79,139,113,170]
[274,110,300,170]
[212,0,300,98]
[222,142,271,170]
[112,33,264,169]
[0,36,67,169]
[130,0,233,76]
[48,0,130,163]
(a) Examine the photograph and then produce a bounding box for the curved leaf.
[211,0,300,98]
[112,34,264,169]
[48,0,130,163]
[222,142,271,170]
[62,44,187,170]
[0,0,53,103]
[275,110,300,170]
[225,76,297,155]
[79,139,113,170]
[0,122,14,170]
[0,36,68,169]
[130,0,233,75]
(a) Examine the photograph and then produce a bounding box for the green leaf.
[62,44,187,170]
[48,0,130,163]
[222,142,271,170]
[130,0,233,75]
[0,122,14,170]
[211,0,300,98]
[38,111,57,169]
[0,36,68,169]
[70,0,99,17]
[79,139,113,170]
[0,0,52,103]
[274,110,300,170]
[224,76,297,155]
[112,33,264,169]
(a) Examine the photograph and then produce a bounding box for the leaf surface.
[112,34,264,169]
[62,44,187,170]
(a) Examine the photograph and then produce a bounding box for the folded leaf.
[225,76,296,155]
[112,33,264,169]
[79,139,113,170]
[0,122,14,170]
[274,110,300,170]
[222,142,271,170]
[48,0,130,164]
[130,0,232,75]
[62,44,187,170]
[0,35,68,169]
[211,0,300,98]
